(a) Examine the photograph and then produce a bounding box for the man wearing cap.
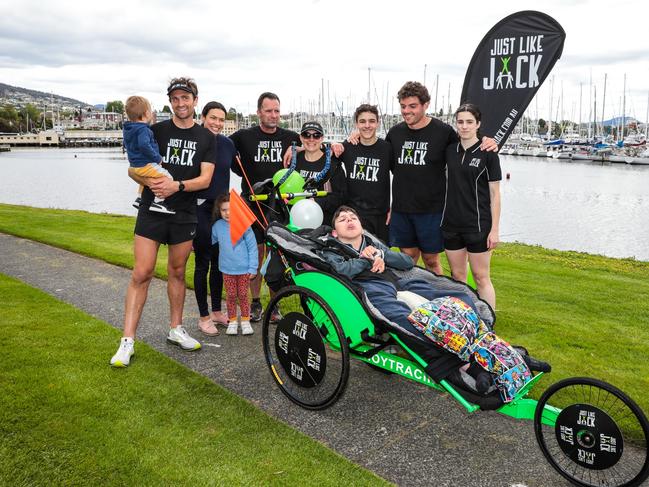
[230,92,300,322]
[110,77,216,367]
[294,121,347,226]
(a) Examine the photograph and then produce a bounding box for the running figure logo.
[398,141,428,165]
[496,57,514,89]
[254,140,283,163]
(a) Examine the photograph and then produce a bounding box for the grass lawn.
[1,203,648,414]
[0,273,388,486]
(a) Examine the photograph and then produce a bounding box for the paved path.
[0,233,567,486]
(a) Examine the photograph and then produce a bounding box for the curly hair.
[397,81,431,104]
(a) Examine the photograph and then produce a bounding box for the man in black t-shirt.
[110,77,216,367]
[340,104,391,243]
[230,92,300,322]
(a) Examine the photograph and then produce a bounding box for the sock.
[122,337,134,344]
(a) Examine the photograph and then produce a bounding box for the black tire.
[262,285,350,410]
[534,377,649,487]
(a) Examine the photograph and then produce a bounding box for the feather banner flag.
[460,11,566,147]
[229,189,260,246]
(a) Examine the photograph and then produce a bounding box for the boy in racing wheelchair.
[316,205,549,404]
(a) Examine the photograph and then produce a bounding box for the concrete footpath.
[0,233,567,486]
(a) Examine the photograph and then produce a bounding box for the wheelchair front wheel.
[534,377,649,487]
[262,285,350,410]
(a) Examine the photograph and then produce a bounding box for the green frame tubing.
[292,270,560,427]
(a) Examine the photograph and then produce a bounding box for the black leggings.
[193,200,223,317]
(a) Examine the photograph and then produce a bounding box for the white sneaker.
[110,337,134,367]
[149,202,176,214]
[241,321,254,335]
[226,322,238,335]
[167,326,201,351]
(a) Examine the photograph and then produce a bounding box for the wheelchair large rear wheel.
[534,377,649,487]
[262,285,350,410]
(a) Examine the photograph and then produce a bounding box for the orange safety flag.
[229,189,259,246]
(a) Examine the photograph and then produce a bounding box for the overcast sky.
[1,0,648,122]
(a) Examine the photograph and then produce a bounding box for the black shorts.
[358,212,389,244]
[135,208,197,245]
[442,229,490,253]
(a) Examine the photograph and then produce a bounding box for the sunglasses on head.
[302,132,322,139]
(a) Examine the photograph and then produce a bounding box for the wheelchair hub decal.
[275,312,326,388]
[554,404,623,470]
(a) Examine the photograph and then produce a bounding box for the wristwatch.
[178,181,185,192]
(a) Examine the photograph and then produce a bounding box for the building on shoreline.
[0,130,59,146]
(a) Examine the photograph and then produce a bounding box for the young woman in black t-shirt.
[441,104,501,309]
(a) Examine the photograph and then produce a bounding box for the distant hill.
[0,82,91,109]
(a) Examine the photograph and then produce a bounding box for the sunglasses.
[302,132,323,139]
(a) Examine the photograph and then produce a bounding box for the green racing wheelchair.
[257,221,649,487]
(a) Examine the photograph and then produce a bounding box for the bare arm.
[487,181,501,249]
[149,162,215,199]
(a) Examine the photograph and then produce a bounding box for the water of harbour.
[1,147,648,261]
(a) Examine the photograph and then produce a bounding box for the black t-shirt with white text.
[441,141,502,233]
[144,120,215,218]
[340,139,391,215]
[294,152,347,224]
[230,126,300,184]
[387,118,458,213]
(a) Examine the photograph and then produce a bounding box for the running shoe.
[241,321,254,335]
[167,326,201,350]
[149,202,176,214]
[110,337,134,367]
[270,308,283,323]
[250,301,263,322]
[226,322,239,335]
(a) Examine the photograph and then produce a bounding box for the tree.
[106,100,124,114]
[226,107,237,120]
[162,105,171,113]
[537,118,547,135]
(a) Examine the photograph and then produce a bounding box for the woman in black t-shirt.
[441,104,501,309]
[293,121,346,225]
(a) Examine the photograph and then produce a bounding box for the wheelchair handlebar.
[249,190,328,201]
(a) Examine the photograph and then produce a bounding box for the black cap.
[167,81,196,96]
[300,121,324,135]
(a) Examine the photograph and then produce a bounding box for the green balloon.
[272,169,305,205]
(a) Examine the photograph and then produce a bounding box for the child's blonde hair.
[125,96,152,122]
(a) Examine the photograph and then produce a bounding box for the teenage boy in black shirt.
[110,77,215,367]
[387,81,497,275]
[230,92,300,322]
[339,104,391,242]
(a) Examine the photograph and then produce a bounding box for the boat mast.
[367,67,371,104]
[601,73,607,140]
[593,85,598,138]
[434,74,439,115]
[645,90,648,139]
[621,73,627,140]
[548,75,554,139]
[579,82,583,138]
[588,71,592,139]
